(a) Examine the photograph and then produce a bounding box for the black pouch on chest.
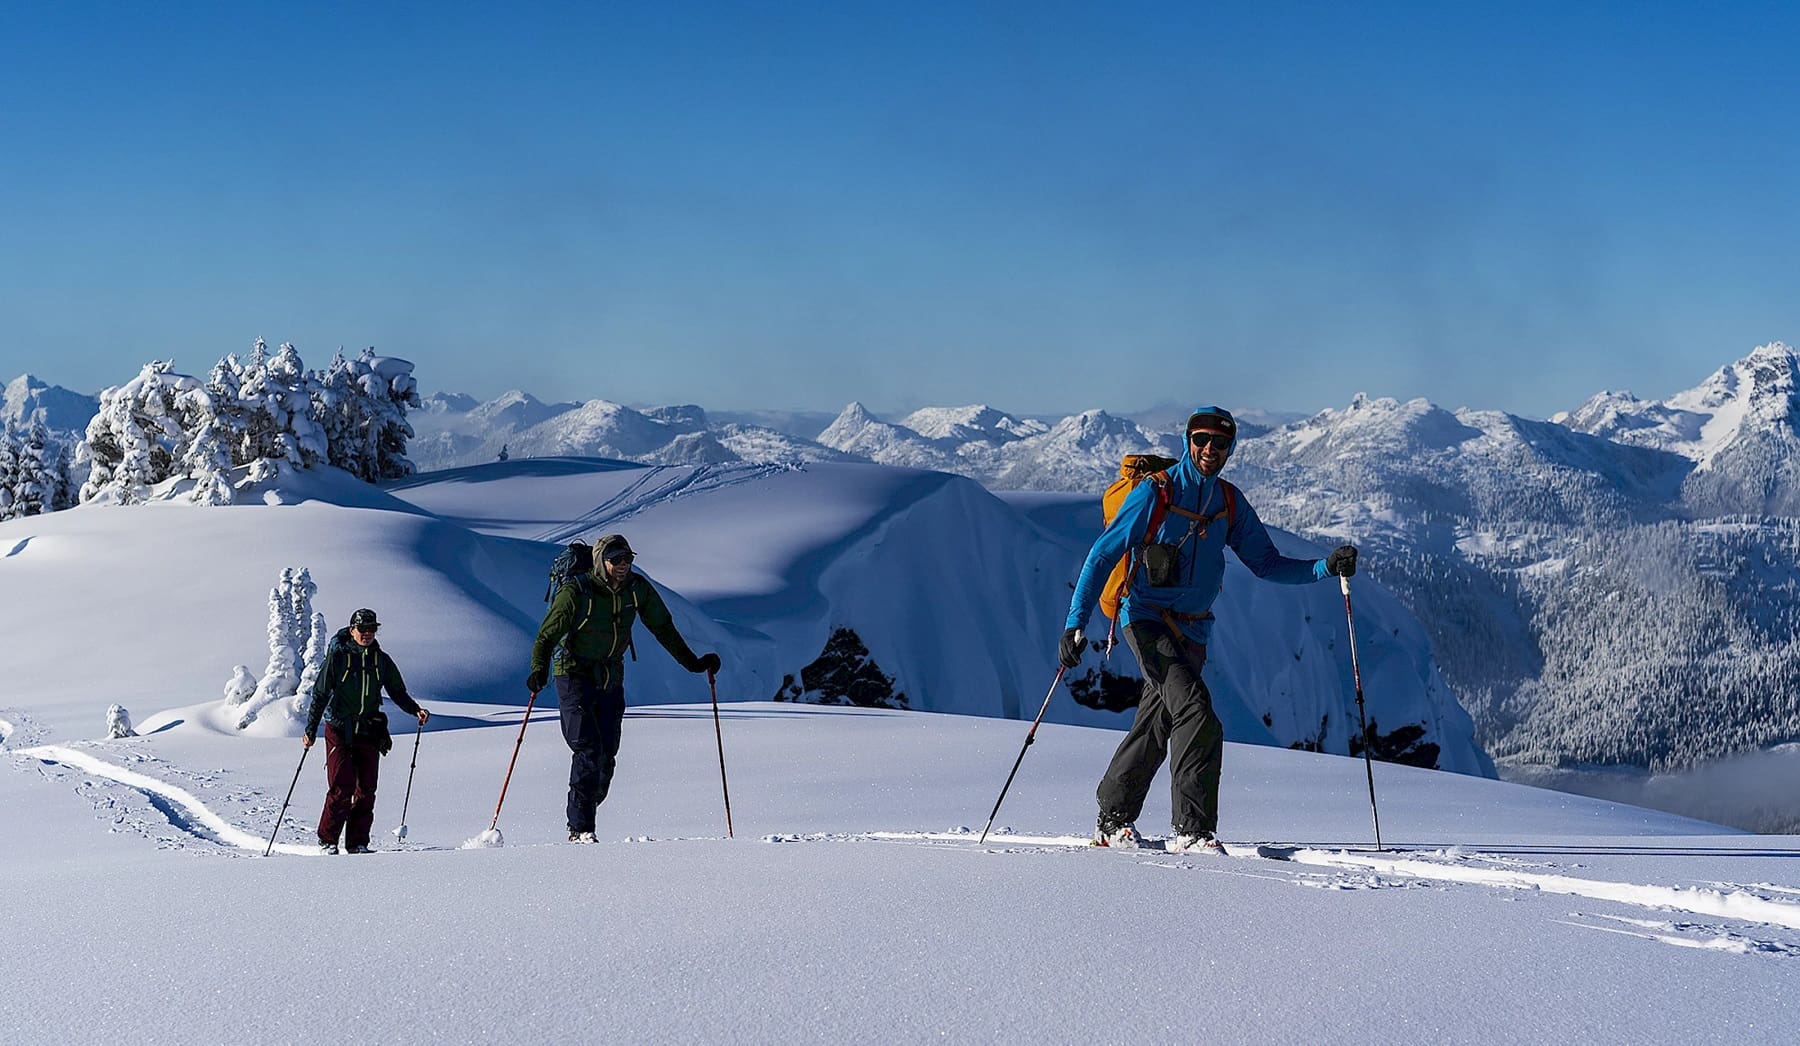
[1142,543,1183,587]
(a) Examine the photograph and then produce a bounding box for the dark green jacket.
[304,629,421,739]
[531,571,701,690]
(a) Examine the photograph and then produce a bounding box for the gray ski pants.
[1095,620,1222,836]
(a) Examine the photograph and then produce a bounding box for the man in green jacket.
[528,534,720,841]
[303,608,430,854]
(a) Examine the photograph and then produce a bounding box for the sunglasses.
[353,624,379,635]
[1189,432,1233,451]
[604,553,635,566]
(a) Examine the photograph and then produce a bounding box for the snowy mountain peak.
[2,374,98,434]
[1258,395,1479,462]
[466,390,577,431]
[899,404,1045,444]
[1558,342,1800,475]
[420,391,479,414]
[816,402,936,462]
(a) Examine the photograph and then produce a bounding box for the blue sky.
[3,2,1796,418]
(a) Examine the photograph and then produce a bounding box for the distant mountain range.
[408,391,1285,491]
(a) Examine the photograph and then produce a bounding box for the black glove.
[1326,545,1358,577]
[527,669,548,693]
[694,652,721,675]
[1058,628,1088,669]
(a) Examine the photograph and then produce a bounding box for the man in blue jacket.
[1061,406,1357,852]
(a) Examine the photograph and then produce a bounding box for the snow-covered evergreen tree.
[235,341,325,483]
[314,350,420,482]
[248,579,301,726]
[294,610,329,714]
[361,350,420,481]
[0,424,17,520]
[105,704,136,739]
[51,438,75,511]
[287,568,318,684]
[9,419,63,518]
[77,361,200,504]
[173,376,238,506]
[222,665,258,707]
[315,350,378,479]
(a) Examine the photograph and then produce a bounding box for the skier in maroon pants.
[303,608,430,854]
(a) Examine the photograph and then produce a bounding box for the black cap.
[350,608,380,630]
[1186,406,1237,439]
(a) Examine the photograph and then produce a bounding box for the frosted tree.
[236,342,325,483]
[9,419,63,518]
[0,424,16,520]
[314,349,419,481]
[174,379,238,506]
[287,568,320,693]
[314,350,377,479]
[49,438,75,511]
[222,665,258,707]
[78,361,200,504]
[105,705,137,739]
[293,611,329,717]
[365,350,421,481]
[245,578,301,728]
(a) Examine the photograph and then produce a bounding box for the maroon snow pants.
[317,723,382,849]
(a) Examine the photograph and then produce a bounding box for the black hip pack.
[348,710,392,755]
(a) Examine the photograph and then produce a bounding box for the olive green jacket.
[531,571,701,689]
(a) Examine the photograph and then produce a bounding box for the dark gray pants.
[1096,620,1222,836]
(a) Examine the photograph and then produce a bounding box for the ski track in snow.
[808,830,1800,956]
[1257,844,1800,932]
[530,462,797,544]
[12,744,322,857]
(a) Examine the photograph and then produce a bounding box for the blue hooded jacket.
[1065,405,1327,644]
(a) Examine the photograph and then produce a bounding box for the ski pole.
[1340,575,1383,851]
[392,716,424,841]
[264,745,310,857]
[708,670,734,839]
[488,688,540,833]
[978,665,1067,845]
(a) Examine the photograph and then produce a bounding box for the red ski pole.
[488,688,540,833]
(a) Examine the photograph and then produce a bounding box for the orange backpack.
[1099,454,1237,620]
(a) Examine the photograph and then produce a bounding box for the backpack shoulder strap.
[1141,472,1173,546]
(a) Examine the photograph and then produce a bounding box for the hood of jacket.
[590,533,636,587]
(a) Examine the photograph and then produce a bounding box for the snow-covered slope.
[4,683,1798,1041]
